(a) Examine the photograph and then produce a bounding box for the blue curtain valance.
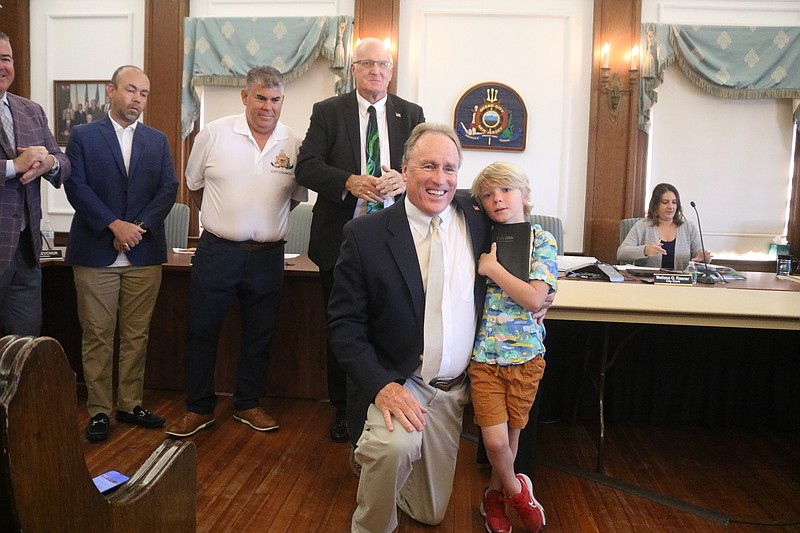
[638,24,800,132]
[182,16,354,138]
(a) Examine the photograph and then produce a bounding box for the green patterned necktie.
[365,105,383,213]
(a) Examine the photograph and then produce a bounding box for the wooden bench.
[0,335,196,532]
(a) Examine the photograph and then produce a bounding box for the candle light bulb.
[630,44,640,71]
[601,42,610,69]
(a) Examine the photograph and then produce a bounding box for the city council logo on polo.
[271,150,294,171]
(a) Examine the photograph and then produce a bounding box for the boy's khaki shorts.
[468,355,546,429]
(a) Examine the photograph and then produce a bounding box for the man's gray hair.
[402,123,463,168]
[246,66,285,89]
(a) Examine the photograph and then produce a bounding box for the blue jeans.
[185,231,284,413]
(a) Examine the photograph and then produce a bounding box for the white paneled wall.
[399,0,594,253]
[31,0,146,232]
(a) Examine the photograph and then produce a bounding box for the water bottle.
[685,261,697,284]
[776,254,792,276]
[41,219,55,250]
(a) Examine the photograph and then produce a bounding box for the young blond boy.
[470,162,558,533]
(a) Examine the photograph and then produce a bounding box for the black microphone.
[689,201,715,284]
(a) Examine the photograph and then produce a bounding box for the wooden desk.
[550,271,800,330]
[41,252,328,400]
[545,272,799,472]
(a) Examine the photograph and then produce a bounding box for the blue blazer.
[327,192,489,444]
[64,116,178,267]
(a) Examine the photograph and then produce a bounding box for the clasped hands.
[13,146,56,185]
[346,166,405,204]
[109,220,146,252]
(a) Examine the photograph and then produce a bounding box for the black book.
[491,222,532,281]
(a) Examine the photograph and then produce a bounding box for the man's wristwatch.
[133,220,148,231]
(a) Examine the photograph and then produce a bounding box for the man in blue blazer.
[328,124,490,531]
[65,65,178,442]
[0,31,70,336]
[296,37,425,443]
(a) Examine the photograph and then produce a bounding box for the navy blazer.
[64,116,178,267]
[0,93,70,270]
[327,192,489,444]
[296,90,425,271]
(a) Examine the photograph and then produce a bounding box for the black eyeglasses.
[352,60,393,69]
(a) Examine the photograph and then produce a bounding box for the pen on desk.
[284,261,294,266]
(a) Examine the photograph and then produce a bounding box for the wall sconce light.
[600,42,639,122]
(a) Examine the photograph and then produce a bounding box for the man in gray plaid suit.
[0,31,70,335]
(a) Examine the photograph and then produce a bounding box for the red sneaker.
[480,488,512,533]
[506,473,546,532]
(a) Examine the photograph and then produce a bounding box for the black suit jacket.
[295,90,425,271]
[327,192,489,443]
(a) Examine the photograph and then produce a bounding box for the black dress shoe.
[330,417,349,443]
[115,406,166,429]
[86,413,110,442]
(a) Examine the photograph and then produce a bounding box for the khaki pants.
[73,265,162,417]
[351,376,470,533]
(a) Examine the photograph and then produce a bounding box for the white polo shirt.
[186,114,308,242]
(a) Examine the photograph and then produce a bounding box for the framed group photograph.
[53,80,110,145]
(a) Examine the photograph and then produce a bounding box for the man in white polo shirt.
[166,66,307,438]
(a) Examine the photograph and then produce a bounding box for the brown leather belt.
[429,372,468,392]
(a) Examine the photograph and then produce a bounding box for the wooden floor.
[80,389,800,532]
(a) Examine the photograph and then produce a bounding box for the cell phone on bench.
[92,470,130,494]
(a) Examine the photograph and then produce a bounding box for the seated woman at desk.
[617,182,710,270]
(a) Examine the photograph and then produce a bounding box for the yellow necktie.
[421,216,444,383]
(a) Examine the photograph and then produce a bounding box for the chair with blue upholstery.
[164,203,190,249]
[528,214,564,255]
[619,217,640,244]
[284,203,313,254]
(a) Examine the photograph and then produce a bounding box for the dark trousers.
[185,231,284,413]
[0,228,41,336]
[320,268,347,417]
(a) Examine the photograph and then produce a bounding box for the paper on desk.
[284,253,300,259]
[614,265,661,271]
[172,248,196,254]
[557,255,598,272]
